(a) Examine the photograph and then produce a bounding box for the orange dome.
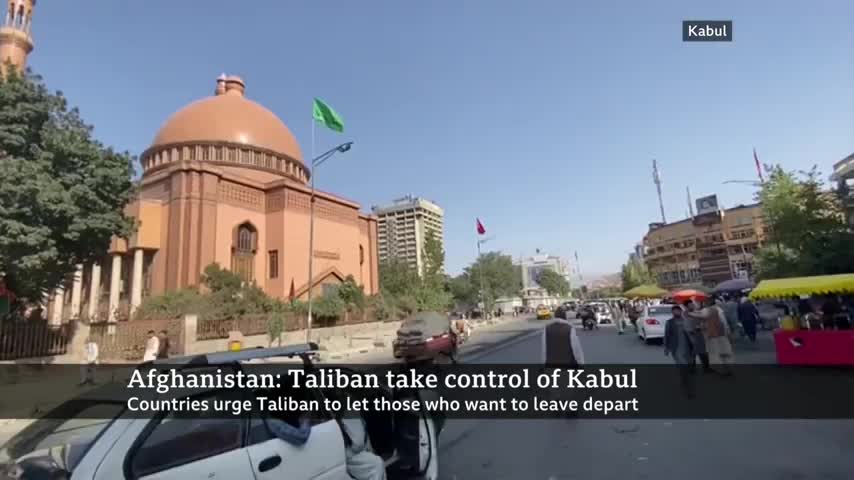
[150,76,303,162]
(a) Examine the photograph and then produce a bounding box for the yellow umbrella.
[623,284,668,298]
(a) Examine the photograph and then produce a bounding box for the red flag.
[753,148,765,183]
[476,218,486,235]
[288,278,296,303]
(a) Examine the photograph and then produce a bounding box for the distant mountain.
[586,273,621,290]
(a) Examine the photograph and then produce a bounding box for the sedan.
[638,304,673,344]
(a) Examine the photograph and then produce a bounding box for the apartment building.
[642,199,765,288]
[372,196,445,274]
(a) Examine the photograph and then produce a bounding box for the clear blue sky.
[29,1,854,278]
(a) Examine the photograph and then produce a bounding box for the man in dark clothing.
[738,297,759,343]
[821,296,841,330]
[156,330,170,359]
[683,301,712,373]
[542,319,585,417]
[664,305,695,398]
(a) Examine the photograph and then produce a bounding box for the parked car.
[0,345,443,480]
[554,304,568,320]
[536,304,552,320]
[637,304,673,344]
[393,311,457,362]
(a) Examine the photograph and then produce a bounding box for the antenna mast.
[687,185,695,217]
[653,159,667,223]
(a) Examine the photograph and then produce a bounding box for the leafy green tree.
[537,268,570,297]
[0,66,137,301]
[621,256,656,291]
[755,166,854,278]
[453,252,520,312]
[379,258,420,299]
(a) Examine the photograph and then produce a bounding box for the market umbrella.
[671,288,709,303]
[623,284,668,298]
[713,278,755,294]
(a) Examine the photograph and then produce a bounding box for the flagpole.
[477,238,486,316]
[306,117,317,343]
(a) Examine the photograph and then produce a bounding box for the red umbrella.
[671,289,709,303]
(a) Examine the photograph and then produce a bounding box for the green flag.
[312,98,344,133]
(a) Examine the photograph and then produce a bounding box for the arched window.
[231,222,257,283]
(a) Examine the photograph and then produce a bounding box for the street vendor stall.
[750,274,854,366]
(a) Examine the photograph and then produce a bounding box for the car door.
[122,390,254,480]
[244,388,350,480]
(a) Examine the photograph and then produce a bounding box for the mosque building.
[1,0,380,322]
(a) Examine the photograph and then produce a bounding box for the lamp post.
[306,141,353,343]
[476,236,494,317]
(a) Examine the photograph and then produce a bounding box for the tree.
[377,232,452,315]
[755,166,854,278]
[0,66,137,301]
[620,256,656,291]
[537,268,570,297]
[453,252,520,312]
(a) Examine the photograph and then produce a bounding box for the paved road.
[436,321,854,480]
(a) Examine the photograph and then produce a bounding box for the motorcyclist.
[581,305,597,329]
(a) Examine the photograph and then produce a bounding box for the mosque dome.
[142,75,307,182]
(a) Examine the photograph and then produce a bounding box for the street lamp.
[306,141,353,343]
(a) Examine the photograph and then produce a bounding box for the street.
[430,318,854,480]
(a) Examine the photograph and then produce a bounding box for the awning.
[623,284,668,298]
[749,274,854,300]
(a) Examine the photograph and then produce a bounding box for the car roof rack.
[152,342,320,367]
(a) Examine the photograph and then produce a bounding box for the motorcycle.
[582,314,597,330]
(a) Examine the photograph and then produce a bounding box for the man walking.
[664,305,695,398]
[142,330,159,362]
[687,298,734,375]
[542,316,585,416]
[683,300,712,373]
[738,296,759,344]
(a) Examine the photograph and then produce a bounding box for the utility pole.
[653,159,667,223]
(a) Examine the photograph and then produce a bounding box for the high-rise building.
[372,196,444,274]
[517,252,570,297]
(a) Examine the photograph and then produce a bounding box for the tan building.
[831,152,854,226]
[642,203,765,288]
[2,2,379,323]
[372,196,444,274]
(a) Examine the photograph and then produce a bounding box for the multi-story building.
[831,153,854,226]
[517,252,571,304]
[642,198,765,288]
[372,196,444,274]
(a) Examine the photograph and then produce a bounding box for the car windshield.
[0,400,125,473]
[648,306,673,316]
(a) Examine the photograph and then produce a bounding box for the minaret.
[0,0,35,72]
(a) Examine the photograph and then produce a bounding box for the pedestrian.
[682,300,712,373]
[799,298,819,330]
[688,298,734,375]
[79,336,99,386]
[723,294,740,339]
[663,305,696,398]
[156,330,170,359]
[738,297,759,344]
[142,330,159,362]
[542,314,585,417]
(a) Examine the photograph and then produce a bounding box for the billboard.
[696,195,719,216]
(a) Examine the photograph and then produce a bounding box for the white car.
[0,345,442,480]
[589,303,613,325]
[638,304,673,344]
